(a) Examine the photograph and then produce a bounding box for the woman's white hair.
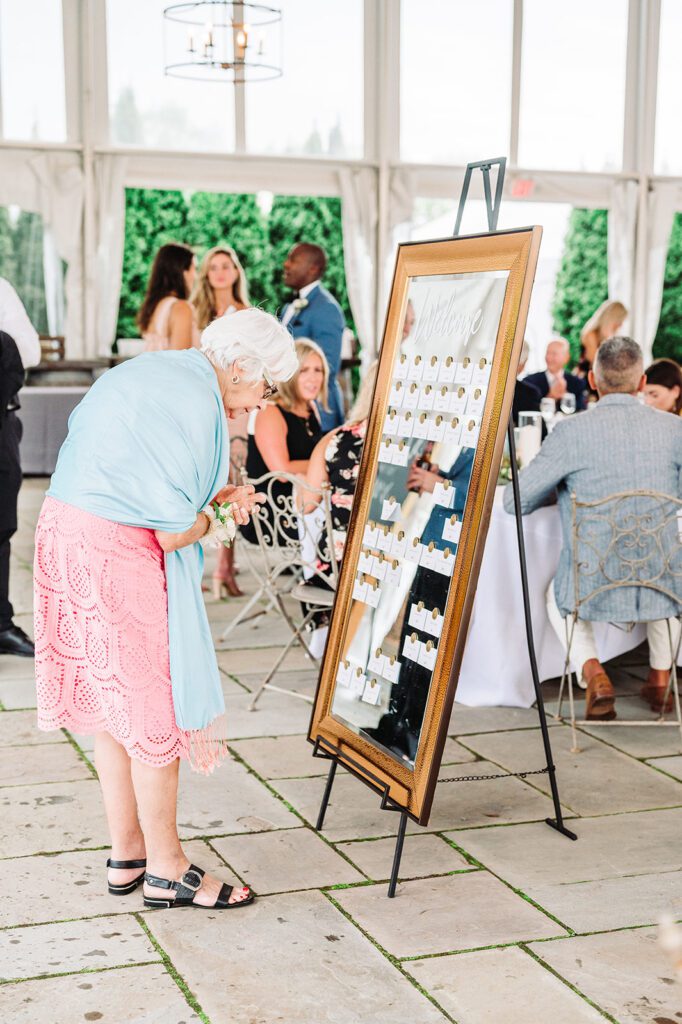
[200,307,298,383]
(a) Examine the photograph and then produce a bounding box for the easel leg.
[507,420,577,842]
[316,759,338,831]
[388,811,408,898]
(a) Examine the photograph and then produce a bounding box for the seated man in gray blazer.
[280,243,346,431]
[504,337,682,721]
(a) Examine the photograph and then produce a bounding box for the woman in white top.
[192,245,251,599]
[139,243,200,351]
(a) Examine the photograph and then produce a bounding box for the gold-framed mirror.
[309,228,542,825]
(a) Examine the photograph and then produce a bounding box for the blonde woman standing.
[192,246,250,598]
[578,300,627,374]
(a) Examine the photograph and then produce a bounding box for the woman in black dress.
[241,338,328,545]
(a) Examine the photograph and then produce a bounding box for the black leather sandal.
[107,857,147,896]
[143,863,255,910]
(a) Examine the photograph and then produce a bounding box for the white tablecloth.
[455,490,653,708]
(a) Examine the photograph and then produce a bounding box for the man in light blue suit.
[505,337,682,721]
[280,243,346,430]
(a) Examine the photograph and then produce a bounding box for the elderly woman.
[34,308,297,911]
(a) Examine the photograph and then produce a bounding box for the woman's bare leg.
[131,757,250,906]
[94,731,146,887]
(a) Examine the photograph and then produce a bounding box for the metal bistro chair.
[219,468,339,711]
[555,490,682,751]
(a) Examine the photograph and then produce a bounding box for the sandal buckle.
[181,869,203,892]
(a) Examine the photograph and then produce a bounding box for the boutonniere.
[292,297,309,312]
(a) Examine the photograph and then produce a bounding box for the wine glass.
[560,393,576,416]
[540,397,555,429]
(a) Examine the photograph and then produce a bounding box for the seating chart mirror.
[309,229,542,824]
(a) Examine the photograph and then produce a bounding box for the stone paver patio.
[1,478,681,1023]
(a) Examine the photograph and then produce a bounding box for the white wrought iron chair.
[555,490,682,751]
[217,467,339,710]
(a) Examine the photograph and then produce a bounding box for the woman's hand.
[406,462,443,495]
[211,483,265,526]
[155,512,211,553]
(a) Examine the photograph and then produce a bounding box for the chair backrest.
[571,489,682,619]
[240,466,339,588]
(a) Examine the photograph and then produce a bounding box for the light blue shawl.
[47,349,230,734]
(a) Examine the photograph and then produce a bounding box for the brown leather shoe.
[641,668,674,713]
[585,672,616,720]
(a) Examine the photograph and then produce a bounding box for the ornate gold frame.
[308,228,542,824]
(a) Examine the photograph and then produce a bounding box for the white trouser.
[545,581,681,685]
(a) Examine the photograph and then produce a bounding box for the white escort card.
[413,412,429,440]
[396,411,414,437]
[433,386,451,413]
[390,530,407,559]
[455,357,474,385]
[385,558,403,587]
[366,580,381,608]
[472,356,492,387]
[402,382,420,410]
[433,479,455,508]
[418,639,438,671]
[371,553,388,580]
[419,384,435,411]
[407,355,423,381]
[466,386,486,418]
[461,417,480,448]
[424,607,444,638]
[380,496,401,523]
[352,575,369,603]
[361,677,382,706]
[420,540,437,570]
[363,520,379,548]
[444,416,463,445]
[367,647,386,676]
[384,655,401,683]
[422,355,440,383]
[439,355,456,383]
[442,514,462,544]
[378,438,394,463]
[404,537,423,564]
[389,380,404,407]
[408,601,427,631]
[375,524,392,552]
[393,440,409,466]
[336,660,352,687]
[448,386,468,417]
[350,666,367,697]
[357,548,374,575]
[383,409,398,436]
[402,632,421,663]
[394,353,409,380]
[432,547,455,576]
[428,414,446,443]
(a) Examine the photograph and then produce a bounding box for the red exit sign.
[511,178,535,199]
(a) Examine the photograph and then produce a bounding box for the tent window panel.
[0,0,66,142]
[655,0,682,175]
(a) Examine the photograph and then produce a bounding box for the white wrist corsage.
[202,500,237,548]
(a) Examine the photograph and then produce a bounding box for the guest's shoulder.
[315,284,343,310]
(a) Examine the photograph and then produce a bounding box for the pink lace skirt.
[34,496,192,767]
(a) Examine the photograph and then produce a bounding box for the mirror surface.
[330,269,510,768]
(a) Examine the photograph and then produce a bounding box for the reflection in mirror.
[331,270,509,768]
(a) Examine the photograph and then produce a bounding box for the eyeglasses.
[262,371,278,401]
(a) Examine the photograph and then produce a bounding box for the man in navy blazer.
[280,243,346,430]
[524,337,587,412]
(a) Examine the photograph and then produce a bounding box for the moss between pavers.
[136,913,213,1024]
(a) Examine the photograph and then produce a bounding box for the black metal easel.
[314,158,577,898]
